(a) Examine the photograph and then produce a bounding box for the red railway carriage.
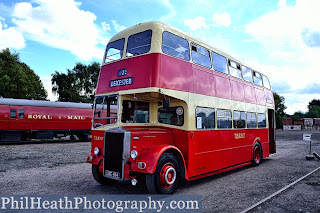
[87,21,276,194]
[0,98,93,142]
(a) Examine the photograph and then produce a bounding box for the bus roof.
[106,21,260,72]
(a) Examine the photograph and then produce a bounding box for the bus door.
[8,107,25,130]
[268,109,276,154]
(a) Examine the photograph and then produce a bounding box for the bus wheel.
[92,164,118,185]
[252,142,262,166]
[146,153,180,194]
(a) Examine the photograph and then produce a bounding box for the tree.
[273,92,287,128]
[0,48,47,100]
[291,111,305,121]
[51,62,100,103]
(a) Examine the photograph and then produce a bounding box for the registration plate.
[104,170,120,179]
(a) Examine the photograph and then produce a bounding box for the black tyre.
[146,153,180,194]
[252,142,262,166]
[92,164,118,185]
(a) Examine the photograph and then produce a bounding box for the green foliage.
[273,92,287,128]
[290,99,320,120]
[51,62,100,103]
[0,48,47,100]
[291,111,305,121]
[306,105,320,118]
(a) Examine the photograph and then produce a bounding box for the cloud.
[244,0,320,114]
[212,12,231,27]
[0,20,25,50]
[277,0,287,8]
[40,74,57,101]
[12,0,105,60]
[184,16,209,31]
[111,20,126,32]
[101,22,111,31]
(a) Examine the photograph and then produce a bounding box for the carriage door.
[268,109,276,154]
[8,107,25,130]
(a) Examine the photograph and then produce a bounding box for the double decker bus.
[87,21,276,194]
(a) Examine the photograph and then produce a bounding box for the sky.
[0,0,319,115]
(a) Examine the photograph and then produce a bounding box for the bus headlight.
[94,147,100,155]
[131,150,138,160]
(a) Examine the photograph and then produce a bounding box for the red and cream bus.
[87,21,276,194]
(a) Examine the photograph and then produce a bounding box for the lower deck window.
[217,109,232,129]
[158,106,184,126]
[247,113,257,128]
[196,107,215,129]
[233,111,245,128]
[122,100,149,123]
[258,113,266,128]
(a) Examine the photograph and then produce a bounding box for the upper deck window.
[242,66,253,83]
[191,44,211,68]
[212,52,228,74]
[253,71,263,86]
[105,38,125,63]
[229,60,242,79]
[262,75,271,90]
[126,30,152,57]
[162,31,190,61]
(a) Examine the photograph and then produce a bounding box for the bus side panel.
[230,79,245,102]
[255,87,266,106]
[232,129,251,165]
[159,54,193,93]
[191,128,269,178]
[193,130,234,176]
[244,83,256,103]
[214,73,232,100]
[192,65,215,97]
[96,54,158,94]
[260,128,270,158]
[265,90,275,109]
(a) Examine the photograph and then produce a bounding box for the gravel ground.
[0,130,319,212]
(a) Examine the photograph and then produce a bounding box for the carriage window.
[162,31,190,61]
[126,30,152,57]
[233,111,246,129]
[196,107,215,129]
[258,113,266,128]
[191,44,211,68]
[242,66,253,83]
[18,109,24,118]
[229,60,242,79]
[217,109,232,129]
[10,109,16,118]
[105,38,125,63]
[253,71,263,86]
[212,52,228,74]
[262,75,271,90]
[247,113,257,128]
[122,100,149,123]
[158,106,184,126]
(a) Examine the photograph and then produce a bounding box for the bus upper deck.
[96,21,273,110]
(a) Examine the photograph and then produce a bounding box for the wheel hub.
[160,163,176,189]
